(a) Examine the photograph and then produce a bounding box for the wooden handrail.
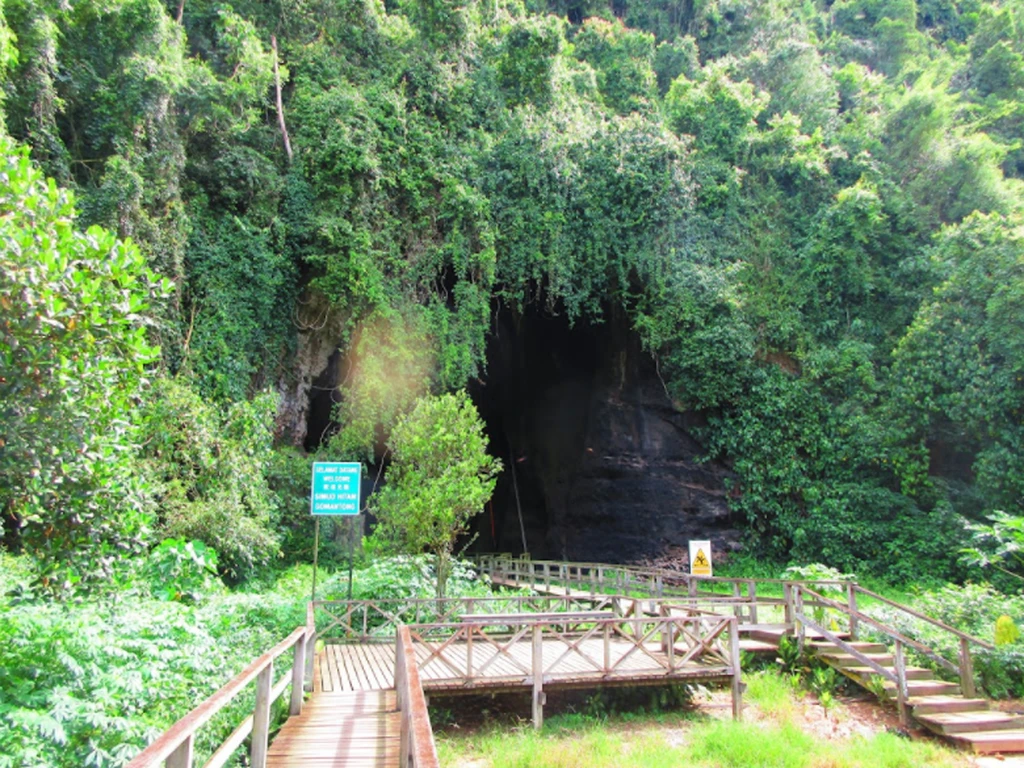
[395,626,440,768]
[125,626,307,768]
[479,554,852,588]
[797,585,960,675]
[404,612,742,727]
[853,585,994,649]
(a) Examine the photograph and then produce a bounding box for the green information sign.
[310,462,362,515]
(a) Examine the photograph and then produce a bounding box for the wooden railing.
[312,594,621,641]
[124,612,314,768]
[791,585,994,725]
[395,626,440,768]
[476,554,851,619]
[846,584,995,698]
[405,612,742,727]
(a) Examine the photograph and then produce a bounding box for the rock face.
[469,306,742,564]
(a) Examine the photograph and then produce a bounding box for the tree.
[0,138,169,591]
[370,391,500,599]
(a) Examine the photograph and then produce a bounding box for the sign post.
[310,462,362,602]
[689,539,713,578]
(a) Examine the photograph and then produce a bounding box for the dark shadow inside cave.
[466,303,740,564]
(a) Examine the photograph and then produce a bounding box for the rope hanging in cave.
[507,434,529,555]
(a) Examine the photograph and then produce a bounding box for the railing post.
[396,633,409,767]
[466,626,474,683]
[795,587,805,653]
[847,583,859,640]
[747,580,758,625]
[732,582,742,620]
[688,578,697,599]
[665,619,676,672]
[544,563,551,591]
[603,620,611,672]
[304,631,316,692]
[166,735,194,768]
[290,633,306,716]
[894,640,909,728]
[532,625,544,729]
[730,616,742,721]
[959,637,976,698]
[250,663,274,768]
[783,583,794,626]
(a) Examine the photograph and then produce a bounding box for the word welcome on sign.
[310,462,362,515]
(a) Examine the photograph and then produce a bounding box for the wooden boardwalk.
[267,690,399,768]
[126,557,1016,767]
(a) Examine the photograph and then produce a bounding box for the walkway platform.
[267,690,399,768]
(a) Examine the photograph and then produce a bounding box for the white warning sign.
[689,540,712,577]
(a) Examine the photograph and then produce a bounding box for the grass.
[437,713,971,768]
[436,669,972,768]
[745,669,798,722]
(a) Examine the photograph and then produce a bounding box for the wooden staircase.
[811,640,1024,755]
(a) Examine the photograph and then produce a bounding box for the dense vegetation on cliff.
[2,0,1024,588]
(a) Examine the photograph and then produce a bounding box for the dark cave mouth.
[303,304,739,563]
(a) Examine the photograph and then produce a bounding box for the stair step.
[739,639,779,653]
[844,665,934,681]
[917,711,1024,735]
[808,641,888,655]
[949,729,1024,754]
[819,652,894,668]
[884,680,960,697]
[910,695,990,716]
[746,628,849,644]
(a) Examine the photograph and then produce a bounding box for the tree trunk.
[435,549,450,601]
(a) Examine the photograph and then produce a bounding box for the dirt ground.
[432,687,1024,768]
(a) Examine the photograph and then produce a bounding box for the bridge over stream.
[125,555,1015,768]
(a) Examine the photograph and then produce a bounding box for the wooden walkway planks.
[267,690,399,768]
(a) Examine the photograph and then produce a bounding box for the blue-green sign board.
[310,462,362,515]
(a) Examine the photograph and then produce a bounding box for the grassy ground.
[435,670,973,768]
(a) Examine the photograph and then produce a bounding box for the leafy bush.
[320,555,493,603]
[142,539,223,603]
[0,574,307,767]
[0,139,169,592]
[136,378,280,583]
[370,391,501,598]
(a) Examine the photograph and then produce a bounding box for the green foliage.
[0,138,168,592]
[136,378,280,583]
[871,582,1024,697]
[370,391,500,597]
[962,511,1024,582]
[321,554,492,602]
[0,568,307,768]
[665,63,768,158]
[2,0,1024,600]
[142,538,222,603]
[995,614,1020,646]
[497,15,564,109]
[572,18,656,114]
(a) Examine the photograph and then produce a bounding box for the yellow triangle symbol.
[694,550,709,568]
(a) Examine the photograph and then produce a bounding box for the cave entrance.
[468,306,605,560]
[467,304,736,564]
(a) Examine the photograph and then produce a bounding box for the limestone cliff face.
[469,306,742,564]
[274,295,347,449]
